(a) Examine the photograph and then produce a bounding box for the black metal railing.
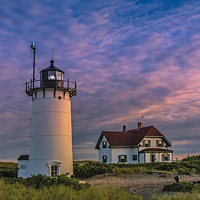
[26,79,77,97]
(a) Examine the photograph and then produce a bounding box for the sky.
[0,0,200,162]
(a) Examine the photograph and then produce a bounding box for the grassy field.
[0,162,17,168]
[0,178,142,200]
[1,156,200,199]
[0,177,200,200]
[152,192,200,200]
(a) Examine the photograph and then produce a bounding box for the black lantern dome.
[26,58,76,98]
[40,60,64,88]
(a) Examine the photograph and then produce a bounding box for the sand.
[84,173,200,199]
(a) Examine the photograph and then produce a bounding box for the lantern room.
[40,60,64,88]
[26,59,76,98]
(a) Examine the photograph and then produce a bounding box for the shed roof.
[17,155,29,160]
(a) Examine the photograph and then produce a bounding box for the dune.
[85,173,200,199]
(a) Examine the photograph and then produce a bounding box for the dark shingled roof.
[17,155,29,160]
[95,126,171,149]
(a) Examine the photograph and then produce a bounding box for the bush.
[4,174,88,190]
[162,181,200,193]
[0,168,17,178]
[152,192,200,200]
[177,167,191,175]
[73,156,200,178]
[74,161,114,178]
[74,161,182,178]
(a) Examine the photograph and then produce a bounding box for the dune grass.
[152,192,200,200]
[0,178,142,200]
[0,162,17,168]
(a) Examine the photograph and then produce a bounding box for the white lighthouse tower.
[18,42,76,178]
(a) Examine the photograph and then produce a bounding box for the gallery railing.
[26,79,77,97]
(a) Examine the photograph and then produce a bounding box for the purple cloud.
[0,0,200,161]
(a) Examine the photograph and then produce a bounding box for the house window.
[143,140,151,147]
[162,153,170,161]
[156,140,163,147]
[118,155,127,162]
[133,155,137,161]
[102,141,107,148]
[51,165,58,177]
[102,155,107,163]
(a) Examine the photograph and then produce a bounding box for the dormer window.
[143,140,151,147]
[156,140,163,147]
[102,141,107,148]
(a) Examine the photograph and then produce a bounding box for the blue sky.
[1,0,200,162]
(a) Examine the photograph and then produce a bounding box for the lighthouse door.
[48,161,61,177]
[51,165,58,177]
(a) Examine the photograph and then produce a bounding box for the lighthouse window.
[48,75,55,80]
[56,72,63,80]
[48,71,56,80]
[51,165,58,177]
[20,164,26,169]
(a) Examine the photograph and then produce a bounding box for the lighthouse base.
[18,156,73,178]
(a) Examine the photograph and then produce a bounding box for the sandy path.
[84,173,200,199]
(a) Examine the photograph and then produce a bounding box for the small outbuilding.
[95,122,173,164]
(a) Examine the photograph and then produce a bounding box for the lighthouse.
[18,42,76,178]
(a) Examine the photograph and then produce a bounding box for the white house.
[95,122,173,164]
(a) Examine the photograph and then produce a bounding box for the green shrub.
[177,167,191,175]
[0,168,17,178]
[182,155,200,162]
[4,174,87,190]
[74,155,200,178]
[162,181,200,193]
[152,192,200,200]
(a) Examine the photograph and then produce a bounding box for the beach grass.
[0,162,17,168]
[0,178,142,200]
[152,192,200,200]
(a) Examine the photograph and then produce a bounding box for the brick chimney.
[138,122,142,129]
[123,125,126,133]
